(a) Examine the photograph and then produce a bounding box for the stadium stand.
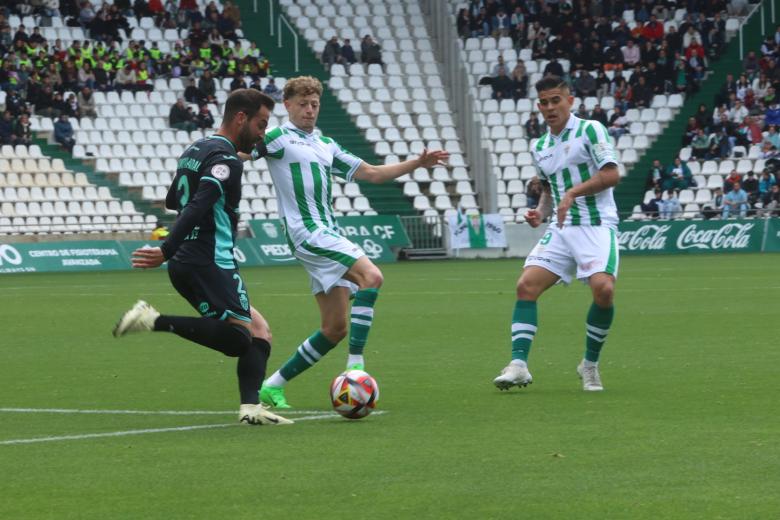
[0,0,764,236]
[631,32,780,221]
[278,0,473,220]
[450,0,743,222]
[0,0,383,237]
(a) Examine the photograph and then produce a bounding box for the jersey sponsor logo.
[211,164,230,181]
[198,302,210,314]
[289,139,311,147]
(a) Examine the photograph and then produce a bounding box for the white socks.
[347,354,364,368]
[265,371,287,387]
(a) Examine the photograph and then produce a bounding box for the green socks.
[348,288,379,355]
[276,331,338,382]
[585,302,614,362]
[509,299,614,364]
[511,299,537,362]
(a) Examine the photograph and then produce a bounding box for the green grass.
[1,255,778,519]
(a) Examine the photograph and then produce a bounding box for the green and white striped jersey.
[264,121,364,246]
[530,114,619,228]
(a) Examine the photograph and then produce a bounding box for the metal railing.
[421,0,497,213]
[739,0,777,59]
[277,15,299,72]
[252,0,274,36]
[399,215,448,257]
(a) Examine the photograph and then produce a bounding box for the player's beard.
[236,124,255,154]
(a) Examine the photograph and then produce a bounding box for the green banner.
[335,215,411,248]
[246,219,298,265]
[248,216,409,263]
[763,218,780,253]
[117,239,266,267]
[617,219,764,254]
[0,241,128,273]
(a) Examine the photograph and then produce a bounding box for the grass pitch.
[1,255,778,519]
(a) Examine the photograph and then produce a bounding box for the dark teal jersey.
[160,134,244,268]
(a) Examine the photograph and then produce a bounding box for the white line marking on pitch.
[0,411,385,446]
[0,407,332,416]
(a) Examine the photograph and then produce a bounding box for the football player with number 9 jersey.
[493,75,621,393]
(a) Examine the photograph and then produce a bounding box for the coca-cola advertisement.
[617,220,765,254]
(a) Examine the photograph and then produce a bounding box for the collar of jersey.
[210,134,237,152]
[550,114,578,140]
[283,121,315,139]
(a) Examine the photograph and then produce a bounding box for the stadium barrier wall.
[2,218,779,273]
[444,218,780,258]
[0,216,411,274]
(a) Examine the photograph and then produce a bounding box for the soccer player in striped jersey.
[245,76,449,408]
[493,75,620,392]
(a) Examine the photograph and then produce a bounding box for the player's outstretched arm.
[525,182,552,228]
[353,148,450,184]
[557,164,620,227]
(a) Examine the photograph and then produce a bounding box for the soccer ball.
[330,370,379,419]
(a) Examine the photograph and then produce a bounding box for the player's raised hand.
[525,208,543,228]
[417,148,450,169]
[556,193,575,228]
[131,246,165,269]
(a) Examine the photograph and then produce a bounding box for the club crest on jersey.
[211,164,230,180]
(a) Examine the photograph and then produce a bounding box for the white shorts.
[293,228,365,294]
[524,225,619,284]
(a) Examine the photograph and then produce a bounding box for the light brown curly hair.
[283,76,323,100]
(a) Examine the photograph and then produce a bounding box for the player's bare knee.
[516,278,540,300]
[321,322,348,343]
[364,268,383,289]
[593,282,615,307]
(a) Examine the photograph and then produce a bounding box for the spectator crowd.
[0,0,280,153]
[668,22,780,218]
[320,34,384,71]
[464,0,738,106]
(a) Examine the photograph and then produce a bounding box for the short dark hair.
[535,75,569,94]
[223,88,275,122]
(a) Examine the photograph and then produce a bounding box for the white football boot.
[493,361,533,390]
[577,361,604,391]
[113,300,160,337]
[239,403,294,425]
